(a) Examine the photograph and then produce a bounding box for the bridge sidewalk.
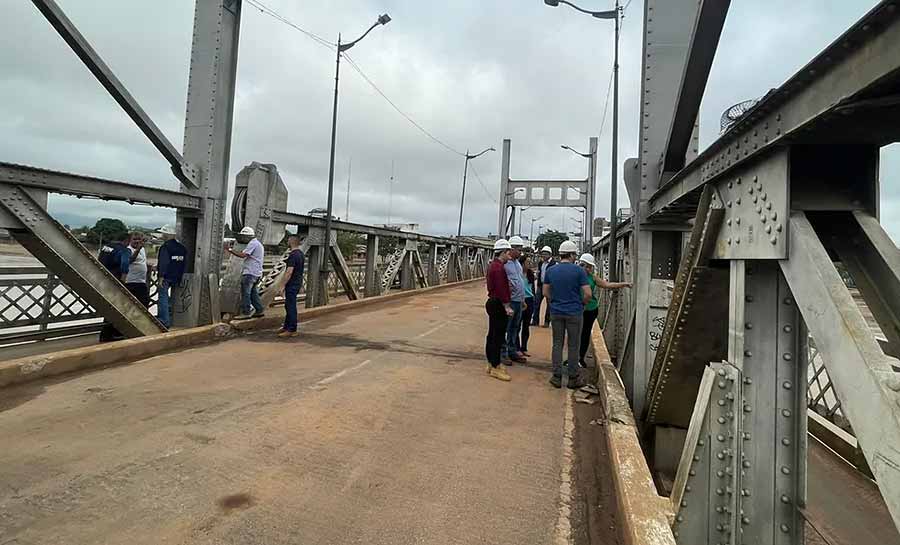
[0,282,618,545]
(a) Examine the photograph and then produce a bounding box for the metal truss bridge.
[2,1,900,544]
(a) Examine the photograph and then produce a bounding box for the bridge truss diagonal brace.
[0,185,165,338]
[781,211,900,531]
[31,0,197,188]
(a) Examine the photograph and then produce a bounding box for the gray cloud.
[0,0,895,242]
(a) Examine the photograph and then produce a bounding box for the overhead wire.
[244,0,335,50]
[468,164,498,204]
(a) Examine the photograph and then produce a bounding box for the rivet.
[717,434,725,442]
[686,485,692,492]
[744,405,752,413]
[718,380,726,389]
[783,409,792,417]
[784,297,793,305]
[742,516,751,525]
[718,399,726,406]
[783,381,792,390]
[749,186,754,194]
[744,350,752,357]
[781,524,790,533]
[677,515,684,522]
[716,488,724,496]
[718,369,726,377]
[699,439,706,446]
[782,438,791,446]
[716,506,724,514]
[717,469,725,477]
[783,353,793,361]
[743,460,751,468]
[745,295,754,302]
[736,197,742,205]
[783,325,793,333]
[781,495,791,504]
[718,416,727,424]
[689,469,696,476]
[744,432,751,440]
[766,225,773,234]
[745,322,753,330]
[694,455,701,462]
[741,489,750,497]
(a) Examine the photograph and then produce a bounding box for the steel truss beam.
[650,1,900,221]
[272,211,491,249]
[0,162,200,210]
[663,0,731,174]
[31,0,198,188]
[0,185,165,338]
[781,211,900,530]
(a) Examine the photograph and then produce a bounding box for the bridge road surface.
[0,282,619,545]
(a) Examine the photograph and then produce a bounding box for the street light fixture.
[561,144,592,158]
[456,147,496,238]
[545,0,621,281]
[322,13,391,282]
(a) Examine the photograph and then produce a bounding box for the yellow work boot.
[485,363,493,374]
[489,366,511,382]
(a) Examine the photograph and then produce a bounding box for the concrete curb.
[0,278,483,390]
[591,327,676,545]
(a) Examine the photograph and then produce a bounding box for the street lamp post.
[456,147,495,238]
[546,0,620,280]
[530,216,544,242]
[322,14,391,282]
[561,144,595,253]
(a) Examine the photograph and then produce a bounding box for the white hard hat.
[559,240,578,254]
[239,226,255,236]
[540,246,552,254]
[508,235,525,247]
[159,224,176,235]
[493,239,512,250]
[579,253,597,267]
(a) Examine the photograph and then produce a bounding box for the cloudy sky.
[1,0,897,241]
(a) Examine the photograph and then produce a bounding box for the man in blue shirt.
[543,240,591,389]
[226,226,266,319]
[156,225,188,328]
[503,236,527,363]
[97,232,131,342]
[274,235,305,338]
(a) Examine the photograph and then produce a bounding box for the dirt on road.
[0,282,622,545]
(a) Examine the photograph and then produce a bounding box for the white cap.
[158,224,176,235]
[493,239,512,250]
[579,253,597,267]
[239,226,255,236]
[508,235,525,247]
[559,240,578,254]
[540,246,552,254]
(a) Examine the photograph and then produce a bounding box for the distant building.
[593,217,609,237]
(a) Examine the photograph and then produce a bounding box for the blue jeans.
[241,274,264,316]
[283,284,300,332]
[157,279,172,328]
[503,300,523,358]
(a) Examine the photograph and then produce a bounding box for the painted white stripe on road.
[313,359,372,388]
[555,390,575,545]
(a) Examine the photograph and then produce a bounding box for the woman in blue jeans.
[519,256,536,356]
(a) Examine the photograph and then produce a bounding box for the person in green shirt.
[577,253,631,367]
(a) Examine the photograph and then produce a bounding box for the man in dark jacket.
[97,232,131,342]
[156,225,188,328]
[274,235,304,338]
[534,246,556,327]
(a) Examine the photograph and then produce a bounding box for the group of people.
[226,226,305,338]
[97,225,187,341]
[484,236,630,387]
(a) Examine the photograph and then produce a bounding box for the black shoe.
[251,312,265,318]
[567,377,585,390]
[549,376,562,389]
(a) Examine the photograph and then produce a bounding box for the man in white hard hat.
[542,240,591,389]
[503,236,528,364]
[226,226,266,319]
[577,252,630,368]
[534,245,555,327]
[484,239,514,382]
[155,224,187,328]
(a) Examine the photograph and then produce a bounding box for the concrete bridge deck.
[0,282,620,545]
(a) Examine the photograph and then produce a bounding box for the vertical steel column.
[497,139,511,238]
[399,240,416,290]
[364,234,380,297]
[586,136,598,252]
[177,0,242,326]
[631,0,700,416]
[427,243,440,286]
